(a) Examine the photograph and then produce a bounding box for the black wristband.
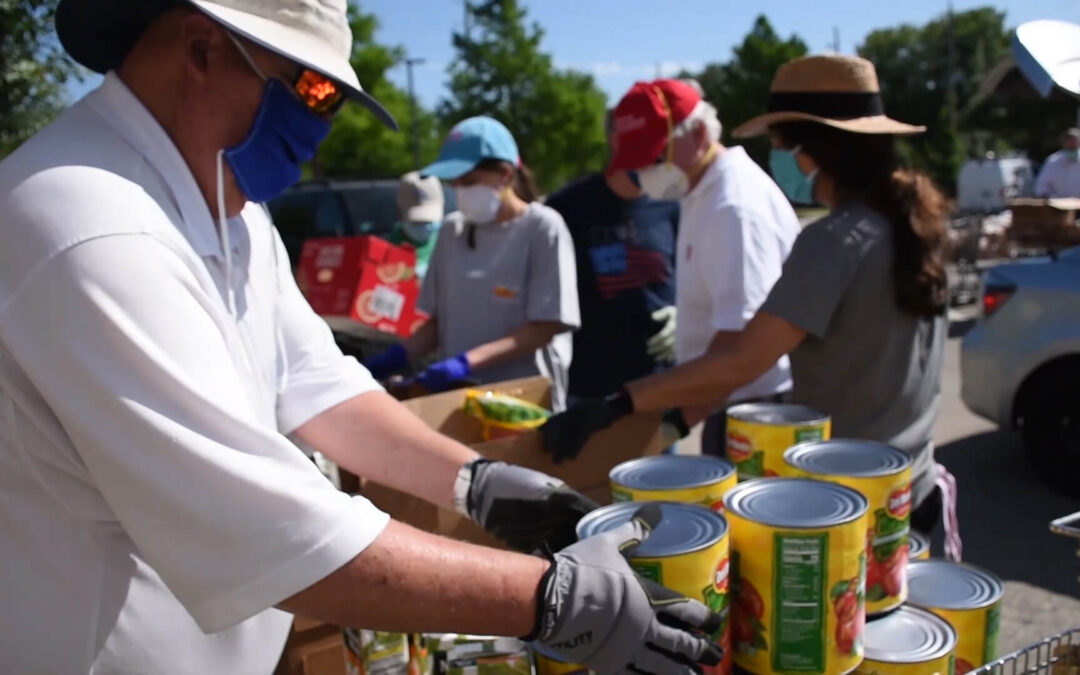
[604,388,635,418]
[662,408,691,439]
[520,546,558,642]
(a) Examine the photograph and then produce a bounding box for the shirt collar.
[85,71,227,259]
[683,146,747,204]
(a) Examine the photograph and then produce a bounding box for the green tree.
[315,4,440,178]
[858,7,1013,192]
[438,0,608,193]
[1,0,81,156]
[680,16,808,168]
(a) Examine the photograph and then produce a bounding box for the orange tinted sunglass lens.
[295,70,343,114]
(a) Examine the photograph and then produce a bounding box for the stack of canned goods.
[538,402,1005,675]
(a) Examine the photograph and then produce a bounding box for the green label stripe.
[611,487,633,503]
[795,428,825,444]
[772,532,828,673]
[736,452,765,479]
[984,602,1001,663]
[633,561,663,585]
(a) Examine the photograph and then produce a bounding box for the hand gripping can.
[726,404,831,481]
[906,561,1004,675]
[855,606,957,675]
[610,455,739,513]
[724,478,869,675]
[908,531,931,561]
[783,440,913,616]
[576,502,732,674]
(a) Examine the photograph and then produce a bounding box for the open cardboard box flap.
[361,376,663,547]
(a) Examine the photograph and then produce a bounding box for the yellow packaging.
[922,606,1000,674]
[344,630,410,675]
[783,441,914,615]
[533,650,590,675]
[726,404,831,481]
[610,456,738,513]
[725,479,869,675]
[577,503,732,675]
[462,390,551,441]
[858,653,953,675]
[854,605,957,675]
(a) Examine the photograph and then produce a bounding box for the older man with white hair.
[542,79,801,460]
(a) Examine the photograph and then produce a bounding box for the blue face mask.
[223,79,331,203]
[769,146,817,205]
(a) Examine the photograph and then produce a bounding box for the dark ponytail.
[773,122,948,318]
[475,158,541,203]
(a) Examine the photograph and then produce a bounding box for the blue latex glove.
[416,354,471,392]
[364,343,408,380]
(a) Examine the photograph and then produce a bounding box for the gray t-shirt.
[761,203,945,504]
[419,202,580,410]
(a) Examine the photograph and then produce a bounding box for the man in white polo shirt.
[0,2,721,673]
[542,79,800,460]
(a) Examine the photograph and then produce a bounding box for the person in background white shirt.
[542,79,801,461]
[1035,128,1080,198]
[0,1,722,673]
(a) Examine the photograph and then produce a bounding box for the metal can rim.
[906,560,1005,610]
[862,605,958,663]
[726,402,830,426]
[783,439,913,479]
[908,530,931,559]
[575,501,728,557]
[609,455,737,491]
[723,478,868,528]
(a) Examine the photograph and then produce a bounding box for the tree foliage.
[0,0,80,155]
[315,4,440,179]
[438,0,608,193]
[680,16,808,168]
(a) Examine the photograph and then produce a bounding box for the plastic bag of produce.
[462,390,551,441]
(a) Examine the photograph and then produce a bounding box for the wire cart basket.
[970,512,1080,675]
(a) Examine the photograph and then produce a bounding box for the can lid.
[610,455,737,491]
[907,560,1004,610]
[576,502,728,557]
[783,439,912,478]
[863,605,957,663]
[723,478,867,528]
[908,530,930,559]
[727,403,829,426]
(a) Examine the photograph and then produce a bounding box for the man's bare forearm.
[279,520,547,636]
[296,391,478,509]
[465,321,565,371]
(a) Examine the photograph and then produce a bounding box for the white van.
[957,156,1035,213]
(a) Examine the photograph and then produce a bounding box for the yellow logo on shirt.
[493,285,518,300]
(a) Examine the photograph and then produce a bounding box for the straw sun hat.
[733,54,925,138]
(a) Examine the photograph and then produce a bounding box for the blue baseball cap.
[421,116,520,180]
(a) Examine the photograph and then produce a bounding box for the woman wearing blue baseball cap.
[366,117,581,410]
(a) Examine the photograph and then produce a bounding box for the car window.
[267,189,347,265]
[341,185,400,237]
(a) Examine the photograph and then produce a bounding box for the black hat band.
[767,91,884,119]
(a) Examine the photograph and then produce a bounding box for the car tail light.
[982,284,1014,317]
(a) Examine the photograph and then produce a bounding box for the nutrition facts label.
[773,533,828,672]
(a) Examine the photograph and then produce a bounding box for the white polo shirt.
[675,146,801,402]
[0,73,389,674]
[1035,150,1080,198]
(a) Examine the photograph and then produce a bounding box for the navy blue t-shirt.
[546,174,679,397]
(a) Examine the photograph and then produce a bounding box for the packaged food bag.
[462,390,551,441]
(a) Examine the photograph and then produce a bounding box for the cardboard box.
[276,618,348,675]
[361,376,663,547]
[297,236,422,338]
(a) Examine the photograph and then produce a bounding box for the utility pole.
[404,57,426,170]
[830,27,841,53]
[463,0,470,38]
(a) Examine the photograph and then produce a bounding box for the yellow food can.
[855,606,956,675]
[783,440,913,616]
[532,646,591,675]
[909,531,931,561]
[906,561,1004,674]
[724,478,869,675]
[610,455,738,513]
[577,502,732,675]
[726,404,831,481]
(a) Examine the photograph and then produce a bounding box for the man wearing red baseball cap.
[543,79,802,459]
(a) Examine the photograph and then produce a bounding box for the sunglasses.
[228,32,345,116]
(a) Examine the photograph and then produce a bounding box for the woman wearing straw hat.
[543,55,955,541]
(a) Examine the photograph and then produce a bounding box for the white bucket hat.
[55,0,397,129]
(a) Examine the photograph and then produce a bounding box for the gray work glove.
[646,305,678,364]
[532,503,724,675]
[467,460,599,553]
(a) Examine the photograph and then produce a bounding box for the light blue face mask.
[769,145,817,205]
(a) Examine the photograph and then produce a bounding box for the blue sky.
[67,0,1078,107]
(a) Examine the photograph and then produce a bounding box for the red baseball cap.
[608,79,702,172]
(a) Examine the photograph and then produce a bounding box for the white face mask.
[455,184,504,225]
[637,164,687,201]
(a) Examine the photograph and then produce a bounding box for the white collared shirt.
[1035,149,1080,198]
[0,72,388,674]
[676,146,801,402]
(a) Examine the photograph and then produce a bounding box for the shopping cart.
[970,512,1080,675]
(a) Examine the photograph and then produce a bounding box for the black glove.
[468,460,599,553]
[531,503,724,675]
[541,390,634,464]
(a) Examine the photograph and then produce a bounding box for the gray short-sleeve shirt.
[761,203,946,503]
[419,202,580,410]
